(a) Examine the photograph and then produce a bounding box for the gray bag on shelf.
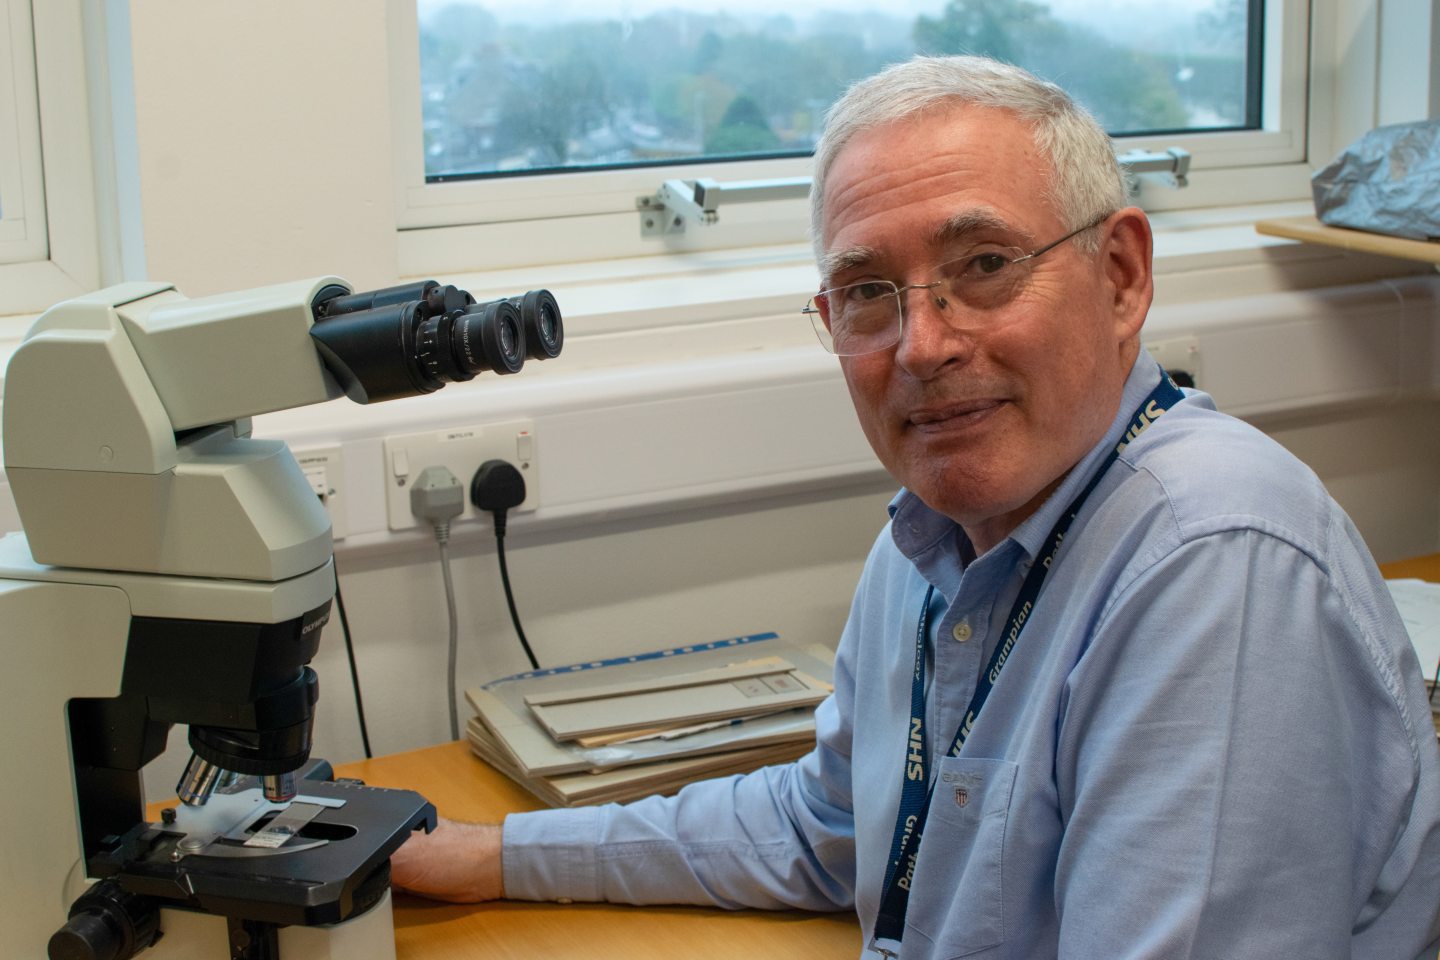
[1312,119,1440,242]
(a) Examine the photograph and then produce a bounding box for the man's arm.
[498,688,860,910]
[1053,526,1440,957]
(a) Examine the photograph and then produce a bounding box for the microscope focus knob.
[48,879,160,960]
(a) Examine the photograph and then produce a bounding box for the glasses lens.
[808,282,900,356]
[935,248,1029,313]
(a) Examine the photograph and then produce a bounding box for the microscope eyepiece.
[452,299,526,376]
[514,289,564,360]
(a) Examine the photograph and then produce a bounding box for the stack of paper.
[464,632,834,807]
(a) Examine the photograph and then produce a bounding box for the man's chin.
[906,477,1053,549]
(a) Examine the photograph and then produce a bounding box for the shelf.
[1255,215,1440,266]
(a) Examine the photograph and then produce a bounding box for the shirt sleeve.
[501,642,861,911]
[1051,523,1440,958]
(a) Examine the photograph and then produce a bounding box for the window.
[390,0,1313,268]
[418,0,1261,182]
[0,0,47,266]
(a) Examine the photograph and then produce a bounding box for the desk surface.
[336,742,862,960]
[1379,552,1440,582]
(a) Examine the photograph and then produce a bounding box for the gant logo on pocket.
[941,771,980,808]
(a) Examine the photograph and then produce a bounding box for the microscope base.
[147,888,398,960]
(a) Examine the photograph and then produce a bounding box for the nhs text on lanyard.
[869,373,1184,959]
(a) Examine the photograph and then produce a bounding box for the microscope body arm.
[3,278,349,581]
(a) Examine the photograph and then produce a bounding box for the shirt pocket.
[902,757,1019,960]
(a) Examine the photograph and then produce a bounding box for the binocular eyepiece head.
[309,280,564,404]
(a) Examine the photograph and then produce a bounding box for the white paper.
[1387,578,1440,681]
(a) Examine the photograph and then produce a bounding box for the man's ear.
[813,290,832,331]
[1099,206,1153,342]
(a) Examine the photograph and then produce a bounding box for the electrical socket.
[383,419,538,532]
[292,444,348,540]
[1145,336,1202,387]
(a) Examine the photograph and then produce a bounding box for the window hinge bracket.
[635,149,1189,238]
[636,177,811,237]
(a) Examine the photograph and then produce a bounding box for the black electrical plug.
[470,459,539,670]
[470,459,526,537]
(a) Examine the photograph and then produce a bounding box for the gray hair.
[810,56,1129,262]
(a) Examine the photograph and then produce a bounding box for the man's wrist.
[389,817,504,903]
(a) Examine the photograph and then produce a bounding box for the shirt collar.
[889,351,1162,566]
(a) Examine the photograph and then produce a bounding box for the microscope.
[0,275,563,959]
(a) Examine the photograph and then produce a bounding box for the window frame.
[389,0,1316,257]
[0,0,104,321]
[0,0,48,266]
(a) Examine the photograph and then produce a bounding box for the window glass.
[417,0,1258,182]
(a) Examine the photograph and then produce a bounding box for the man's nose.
[895,283,972,377]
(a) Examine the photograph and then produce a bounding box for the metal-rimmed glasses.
[803,214,1111,356]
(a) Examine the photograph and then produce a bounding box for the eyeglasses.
[803,214,1111,356]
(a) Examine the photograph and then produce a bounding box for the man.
[392,56,1440,957]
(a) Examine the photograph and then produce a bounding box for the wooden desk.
[1379,552,1440,583]
[336,741,863,960]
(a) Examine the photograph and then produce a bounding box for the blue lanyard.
[869,373,1184,957]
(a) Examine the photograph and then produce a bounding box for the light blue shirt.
[504,354,1440,958]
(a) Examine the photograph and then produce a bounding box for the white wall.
[0,0,1438,799]
[123,0,399,295]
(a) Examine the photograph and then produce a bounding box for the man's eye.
[969,252,1011,276]
[844,282,892,302]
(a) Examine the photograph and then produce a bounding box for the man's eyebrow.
[818,245,880,284]
[927,211,1028,249]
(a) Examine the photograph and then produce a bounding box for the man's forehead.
[818,208,1033,280]
[818,107,1053,273]
[826,103,1041,186]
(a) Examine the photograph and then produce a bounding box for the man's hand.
[389,817,505,903]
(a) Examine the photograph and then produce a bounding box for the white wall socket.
[292,444,348,540]
[1146,335,1202,387]
[383,419,539,532]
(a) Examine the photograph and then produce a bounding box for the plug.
[470,459,526,537]
[471,458,541,671]
[410,465,464,542]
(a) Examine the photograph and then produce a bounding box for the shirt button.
[951,621,973,643]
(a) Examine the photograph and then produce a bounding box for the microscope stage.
[93,778,435,927]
